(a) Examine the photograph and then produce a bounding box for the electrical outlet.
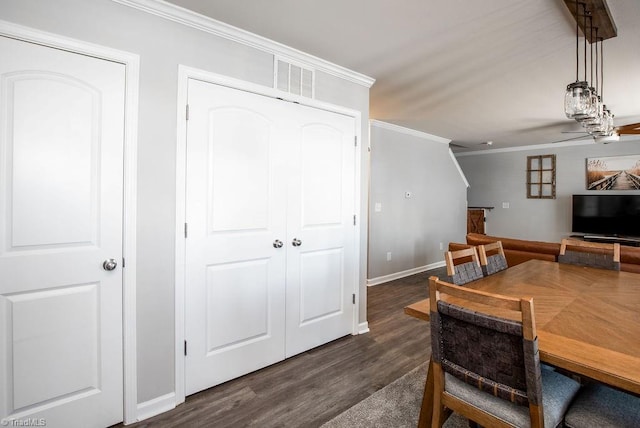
[439,242,443,250]
[374,202,382,212]
[502,202,510,209]
[386,252,392,261]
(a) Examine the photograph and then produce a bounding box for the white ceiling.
[166,0,640,151]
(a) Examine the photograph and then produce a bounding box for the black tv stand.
[577,235,640,247]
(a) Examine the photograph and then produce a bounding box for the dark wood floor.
[121,267,445,428]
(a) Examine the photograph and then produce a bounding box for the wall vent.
[275,57,314,98]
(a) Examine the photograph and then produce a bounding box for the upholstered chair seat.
[565,383,640,428]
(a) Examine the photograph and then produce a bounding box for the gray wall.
[456,138,640,242]
[368,122,468,281]
[0,0,371,404]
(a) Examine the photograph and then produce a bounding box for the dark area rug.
[320,362,468,428]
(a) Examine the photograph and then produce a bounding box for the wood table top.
[405,259,640,395]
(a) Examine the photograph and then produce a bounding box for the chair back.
[558,238,620,271]
[429,276,544,427]
[478,241,508,276]
[444,247,483,285]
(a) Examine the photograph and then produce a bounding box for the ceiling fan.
[553,120,640,144]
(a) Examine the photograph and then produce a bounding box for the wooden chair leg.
[431,361,446,428]
[417,357,435,428]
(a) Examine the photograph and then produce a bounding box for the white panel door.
[184,80,288,395]
[0,37,125,427]
[285,106,356,358]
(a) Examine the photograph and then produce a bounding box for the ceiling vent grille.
[275,58,314,98]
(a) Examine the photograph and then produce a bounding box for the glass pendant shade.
[605,110,615,135]
[578,87,600,122]
[587,107,610,136]
[582,96,603,127]
[565,81,592,120]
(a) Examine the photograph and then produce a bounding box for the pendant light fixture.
[563,0,616,139]
[564,1,592,120]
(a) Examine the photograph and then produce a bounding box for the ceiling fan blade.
[617,129,640,135]
[551,135,592,144]
[616,122,640,134]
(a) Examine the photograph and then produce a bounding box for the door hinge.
[122,257,125,268]
[354,136,357,147]
[184,340,187,356]
[353,214,356,226]
[186,104,189,120]
[352,294,356,304]
[184,223,188,238]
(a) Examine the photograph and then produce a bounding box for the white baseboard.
[367,261,445,286]
[135,392,176,423]
[358,321,370,334]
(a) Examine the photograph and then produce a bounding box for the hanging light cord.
[600,35,604,100]
[590,16,594,88]
[575,0,579,81]
[594,28,599,94]
[583,3,588,82]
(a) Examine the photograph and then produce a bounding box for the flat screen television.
[572,194,640,237]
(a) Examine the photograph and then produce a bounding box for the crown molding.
[111,0,375,88]
[454,139,595,156]
[370,120,450,144]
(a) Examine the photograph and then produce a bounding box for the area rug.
[320,363,469,428]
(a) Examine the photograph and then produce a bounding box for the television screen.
[572,194,640,237]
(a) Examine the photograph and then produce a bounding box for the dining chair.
[564,382,640,428]
[428,276,580,428]
[478,241,508,276]
[558,238,620,270]
[444,247,483,285]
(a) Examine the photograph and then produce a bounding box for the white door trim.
[0,20,140,424]
[175,65,362,405]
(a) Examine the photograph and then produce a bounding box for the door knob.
[273,239,284,248]
[292,238,302,247]
[103,259,118,271]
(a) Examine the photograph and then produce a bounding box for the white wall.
[0,0,371,407]
[456,138,640,242]
[367,121,468,283]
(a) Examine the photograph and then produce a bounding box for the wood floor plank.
[116,267,444,428]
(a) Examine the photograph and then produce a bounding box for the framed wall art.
[586,154,640,190]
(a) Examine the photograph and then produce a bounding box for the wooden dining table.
[404,259,640,427]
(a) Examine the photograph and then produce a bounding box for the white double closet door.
[184,80,357,395]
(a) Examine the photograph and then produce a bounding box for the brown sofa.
[449,233,640,274]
